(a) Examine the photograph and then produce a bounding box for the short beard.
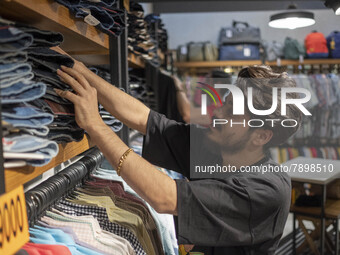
[221,131,252,154]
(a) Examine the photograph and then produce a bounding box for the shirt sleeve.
[175,178,252,246]
[142,110,190,176]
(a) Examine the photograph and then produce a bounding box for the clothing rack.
[25,147,104,226]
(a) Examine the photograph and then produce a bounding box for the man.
[55,61,302,254]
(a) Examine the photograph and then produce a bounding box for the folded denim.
[28,48,74,72]
[45,98,75,115]
[1,81,46,104]
[33,68,69,90]
[2,104,54,128]
[73,5,115,30]
[46,127,84,143]
[0,51,28,64]
[43,87,72,105]
[17,25,64,47]
[3,134,59,166]
[55,0,124,35]
[20,126,50,137]
[0,62,32,82]
[0,25,33,52]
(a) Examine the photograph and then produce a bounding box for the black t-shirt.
[142,110,291,255]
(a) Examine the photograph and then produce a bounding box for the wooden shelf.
[4,135,93,193]
[0,0,146,68]
[128,52,145,69]
[0,0,109,65]
[175,59,340,69]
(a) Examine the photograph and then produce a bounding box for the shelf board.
[175,60,262,68]
[266,59,340,66]
[128,52,145,69]
[4,135,93,193]
[175,59,340,69]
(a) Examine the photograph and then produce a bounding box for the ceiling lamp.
[269,4,315,30]
[325,0,340,15]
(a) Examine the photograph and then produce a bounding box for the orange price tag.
[0,185,29,255]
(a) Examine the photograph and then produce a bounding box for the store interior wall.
[160,9,340,49]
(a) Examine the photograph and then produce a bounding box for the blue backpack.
[327,31,340,58]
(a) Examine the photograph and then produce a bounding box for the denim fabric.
[33,68,69,89]
[55,0,123,36]
[18,26,64,47]
[1,80,44,96]
[43,86,72,105]
[2,104,53,128]
[3,134,59,166]
[0,62,33,87]
[0,51,28,64]
[46,127,85,143]
[28,48,74,72]
[0,25,33,52]
[1,81,46,104]
[98,105,123,132]
[74,5,115,31]
[20,126,49,137]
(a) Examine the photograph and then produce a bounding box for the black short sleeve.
[175,171,291,249]
[175,178,252,246]
[142,110,190,176]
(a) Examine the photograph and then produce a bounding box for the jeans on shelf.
[28,48,74,72]
[3,134,59,166]
[1,81,46,104]
[0,51,28,64]
[0,25,33,52]
[2,104,54,128]
[0,62,33,88]
[18,25,64,47]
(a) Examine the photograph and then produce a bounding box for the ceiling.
[136,0,327,14]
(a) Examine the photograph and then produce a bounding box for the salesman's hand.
[55,65,105,132]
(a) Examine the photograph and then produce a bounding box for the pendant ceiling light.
[325,0,340,15]
[269,4,315,30]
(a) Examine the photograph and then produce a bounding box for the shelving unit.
[0,0,145,67]
[174,59,340,69]
[0,0,137,194]
[4,135,93,193]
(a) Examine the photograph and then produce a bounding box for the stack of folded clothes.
[144,14,168,54]
[55,0,126,36]
[0,19,59,167]
[127,2,157,63]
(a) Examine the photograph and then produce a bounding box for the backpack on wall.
[219,44,260,60]
[305,31,329,58]
[284,37,305,60]
[327,31,340,59]
[263,41,284,61]
[187,41,218,62]
[218,21,261,45]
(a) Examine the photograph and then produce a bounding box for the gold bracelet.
[117,148,133,176]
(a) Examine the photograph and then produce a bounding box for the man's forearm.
[76,63,150,134]
[88,124,178,215]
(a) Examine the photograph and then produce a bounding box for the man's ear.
[252,129,273,146]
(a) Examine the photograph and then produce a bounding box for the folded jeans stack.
[144,14,168,53]
[55,0,126,37]
[128,2,157,63]
[0,22,59,167]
